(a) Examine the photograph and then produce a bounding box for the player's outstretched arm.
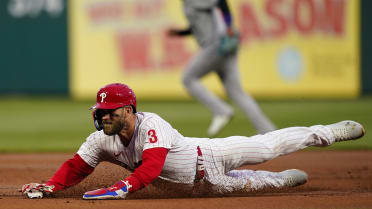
[20,154,94,199]
[83,147,168,200]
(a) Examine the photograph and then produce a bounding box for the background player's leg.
[217,54,276,134]
[182,44,233,118]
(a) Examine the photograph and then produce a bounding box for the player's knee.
[260,153,275,162]
[226,86,245,100]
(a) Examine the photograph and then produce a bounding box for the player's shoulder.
[138,112,164,121]
[86,130,111,142]
[136,112,169,129]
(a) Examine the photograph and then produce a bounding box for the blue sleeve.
[218,0,232,27]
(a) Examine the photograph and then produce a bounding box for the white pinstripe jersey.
[77,112,213,184]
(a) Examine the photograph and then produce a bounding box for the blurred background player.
[168,0,276,137]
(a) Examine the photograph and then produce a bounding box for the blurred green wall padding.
[362,0,372,94]
[0,0,68,94]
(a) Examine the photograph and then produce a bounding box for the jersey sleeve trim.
[123,147,169,192]
[46,154,94,192]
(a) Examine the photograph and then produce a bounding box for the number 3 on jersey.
[147,129,158,143]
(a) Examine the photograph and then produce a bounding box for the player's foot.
[207,114,233,137]
[326,120,365,142]
[279,169,308,187]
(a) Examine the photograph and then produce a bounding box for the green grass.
[0,96,371,152]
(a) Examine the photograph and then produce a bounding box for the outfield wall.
[0,0,68,94]
[1,0,369,98]
[361,0,372,93]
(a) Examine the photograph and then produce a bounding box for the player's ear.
[124,106,133,114]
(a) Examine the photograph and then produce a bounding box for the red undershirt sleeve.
[124,147,169,192]
[46,154,94,192]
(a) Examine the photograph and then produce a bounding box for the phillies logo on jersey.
[100,92,107,102]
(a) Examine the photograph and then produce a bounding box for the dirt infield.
[1,151,371,209]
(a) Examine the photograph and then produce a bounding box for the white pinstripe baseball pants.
[199,124,335,193]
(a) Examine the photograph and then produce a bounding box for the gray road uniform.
[78,112,339,194]
[180,0,276,135]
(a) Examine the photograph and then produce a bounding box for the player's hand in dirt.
[83,180,131,200]
[21,183,55,198]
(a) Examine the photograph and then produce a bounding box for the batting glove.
[21,183,55,198]
[21,183,55,193]
[83,180,131,200]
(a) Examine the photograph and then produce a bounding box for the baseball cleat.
[279,169,308,187]
[326,120,365,142]
[83,180,129,200]
[207,114,232,137]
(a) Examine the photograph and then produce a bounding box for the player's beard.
[103,119,124,136]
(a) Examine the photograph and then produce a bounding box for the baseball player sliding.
[168,0,276,136]
[21,83,365,199]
